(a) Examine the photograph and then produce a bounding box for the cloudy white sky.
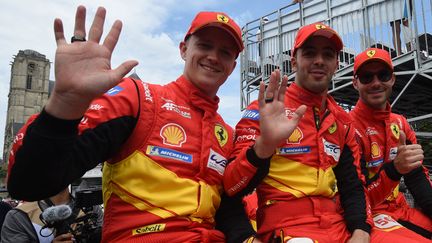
[0,0,293,155]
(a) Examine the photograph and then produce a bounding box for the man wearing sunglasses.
[350,48,432,240]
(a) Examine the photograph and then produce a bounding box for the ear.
[179,41,187,61]
[291,56,297,72]
[352,77,359,91]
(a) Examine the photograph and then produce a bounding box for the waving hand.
[253,70,307,158]
[45,5,138,119]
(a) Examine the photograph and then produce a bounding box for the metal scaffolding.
[240,0,432,162]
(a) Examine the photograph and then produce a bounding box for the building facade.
[3,49,52,164]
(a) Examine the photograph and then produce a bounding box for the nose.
[207,49,219,63]
[313,53,325,66]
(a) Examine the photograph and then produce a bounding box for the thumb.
[293,105,307,121]
[398,130,406,146]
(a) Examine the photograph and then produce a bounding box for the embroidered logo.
[161,99,191,119]
[315,24,327,30]
[389,147,398,161]
[286,127,303,144]
[106,86,123,96]
[146,145,192,163]
[390,123,400,140]
[217,14,229,24]
[133,224,166,235]
[215,124,228,147]
[328,122,337,134]
[322,138,341,161]
[371,142,381,159]
[373,214,402,230]
[366,127,379,136]
[207,149,227,175]
[160,123,186,147]
[277,146,311,155]
[366,49,376,58]
[242,109,259,120]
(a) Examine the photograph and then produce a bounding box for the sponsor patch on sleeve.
[106,86,124,96]
[207,149,227,175]
[242,109,259,120]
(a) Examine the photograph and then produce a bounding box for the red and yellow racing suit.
[224,83,373,242]
[8,76,254,243]
[350,99,432,239]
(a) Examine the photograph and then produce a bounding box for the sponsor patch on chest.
[146,145,192,163]
[322,138,341,161]
[276,146,311,155]
[389,147,398,161]
[207,149,227,175]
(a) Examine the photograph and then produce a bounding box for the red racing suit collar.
[176,75,220,113]
[352,99,391,122]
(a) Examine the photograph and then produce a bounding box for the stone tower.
[3,49,51,164]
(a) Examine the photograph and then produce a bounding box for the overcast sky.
[0,0,295,155]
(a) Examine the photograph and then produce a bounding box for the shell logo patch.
[160,123,186,147]
[315,24,326,30]
[367,50,376,58]
[287,127,303,144]
[328,122,337,134]
[217,14,229,24]
[215,124,228,147]
[390,123,400,140]
[371,142,381,159]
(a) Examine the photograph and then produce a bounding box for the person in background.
[7,5,258,243]
[0,201,12,239]
[350,47,432,240]
[1,186,104,243]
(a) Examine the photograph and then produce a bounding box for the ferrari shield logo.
[217,14,229,24]
[390,123,400,140]
[215,124,228,147]
[315,24,326,30]
[328,122,337,134]
[367,50,376,58]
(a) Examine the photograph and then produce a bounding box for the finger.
[103,20,122,53]
[88,6,106,43]
[73,5,86,39]
[405,144,422,150]
[408,161,423,170]
[266,69,280,100]
[277,75,288,102]
[407,154,424,162]
[294,105,307,119]
[398,130,406,146]
[258,81,266,107]
[54,18,67,46]
[110,60,139,85]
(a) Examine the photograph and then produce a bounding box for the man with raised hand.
[224,22,373,242]
[7,5,258,243]
[350,48,432,240]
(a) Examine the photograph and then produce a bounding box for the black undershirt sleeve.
[8,109,136,201]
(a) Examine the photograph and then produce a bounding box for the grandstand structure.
[240,0,432,163]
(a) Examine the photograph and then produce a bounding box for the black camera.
[42,187,103,243]
[69,187,103,243]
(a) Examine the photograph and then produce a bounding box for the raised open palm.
[46,5,138,119]
[254,70,307,158]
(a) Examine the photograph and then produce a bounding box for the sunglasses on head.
[356,69,393,84]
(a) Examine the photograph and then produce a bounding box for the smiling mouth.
[200,63,219,73]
